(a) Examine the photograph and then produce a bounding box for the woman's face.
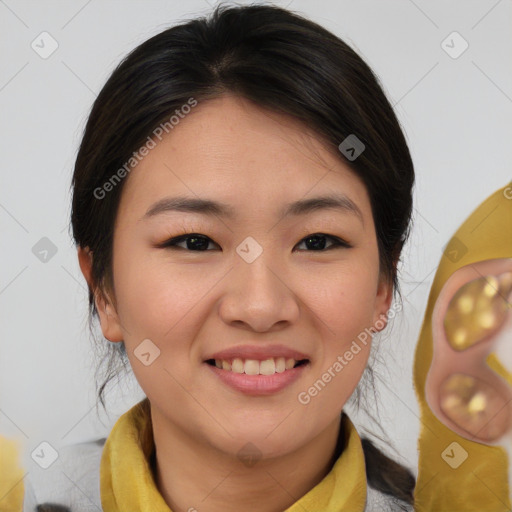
[90,94,392,458]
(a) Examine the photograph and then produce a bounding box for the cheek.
[113,247,216,340]
[306,263,379,339]
[112,256,216,403]
[298,266,377,405]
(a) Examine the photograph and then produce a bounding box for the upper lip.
[205,344,310,362]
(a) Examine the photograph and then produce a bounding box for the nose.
[218,254,300,333]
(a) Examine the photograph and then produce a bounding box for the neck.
[150,408,343,512]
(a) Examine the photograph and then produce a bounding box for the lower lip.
[204,362,309,396]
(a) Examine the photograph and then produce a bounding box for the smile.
[204,358,310,395]
[205,357,309,375]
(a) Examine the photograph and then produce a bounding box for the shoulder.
[24,438,105,512]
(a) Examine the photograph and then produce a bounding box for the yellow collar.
[100,400,367,511]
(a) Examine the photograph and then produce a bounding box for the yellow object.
[444,273,512,350]
[439,373,504,441]
[100,398,367,511]
[413,184,512,511]
[0,435,25,512]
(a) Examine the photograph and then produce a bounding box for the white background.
[1,0,511,496]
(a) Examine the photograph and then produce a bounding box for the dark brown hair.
[70,3,415,505]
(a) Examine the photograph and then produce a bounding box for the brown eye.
[161,234,218,251]
[295,233,351,251]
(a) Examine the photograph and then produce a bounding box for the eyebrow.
[284,194,363,223]
[141,194,363,223]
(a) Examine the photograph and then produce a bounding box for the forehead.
[117,94,371,221]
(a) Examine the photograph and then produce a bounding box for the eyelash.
[158,232,352,252]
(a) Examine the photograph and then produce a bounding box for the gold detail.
[452,328,467,348]
[478,311,495,329]
[467,392,486,414]
[444,272,512,350]
[440,373,503,440]
[457,294,474,314]
[483,276,499,297]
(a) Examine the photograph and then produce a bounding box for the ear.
[372,274,394,331]
[77,246,124,343]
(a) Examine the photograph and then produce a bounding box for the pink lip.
[205,361,309,396]
[205,344,310,362]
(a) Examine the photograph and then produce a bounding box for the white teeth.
[245,359,260,375]
[231,358,244,373]
[259,358,276,375]
[211,356,306,375]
